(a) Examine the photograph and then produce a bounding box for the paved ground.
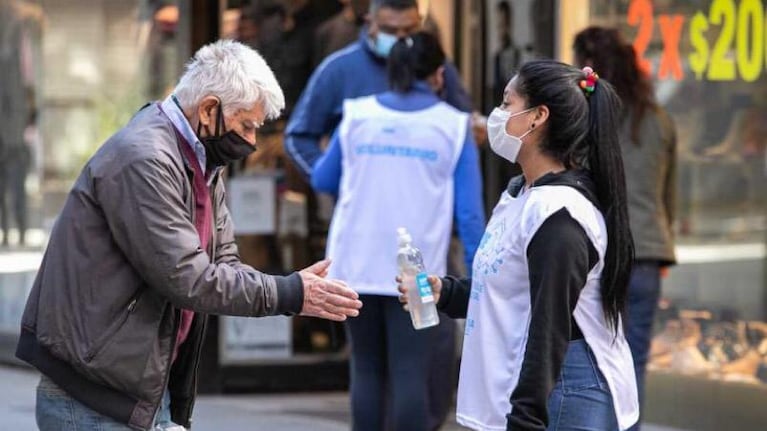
[0,365,686,430]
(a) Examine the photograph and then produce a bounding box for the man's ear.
[197,96,220,128]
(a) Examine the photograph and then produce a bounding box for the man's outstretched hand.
[298,260,362,322]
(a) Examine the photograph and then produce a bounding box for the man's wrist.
[274,272,304,315]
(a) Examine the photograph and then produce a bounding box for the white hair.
[173,40,285,119]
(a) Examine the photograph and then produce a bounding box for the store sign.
[219,315,292,364]
[628,0,766,81]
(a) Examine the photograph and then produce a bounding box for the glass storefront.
[0,0,182,249]
[0,0,184,361]
[565,1,767,429]
[210,1,351,378]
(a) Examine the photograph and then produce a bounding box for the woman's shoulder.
[523,174,602,229]
[623,106,676,148]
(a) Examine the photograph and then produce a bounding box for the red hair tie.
[579,66,599,96]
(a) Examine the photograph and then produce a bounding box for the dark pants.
[346,294,455,431]
[0,147,29,245]
[625,261,661,431]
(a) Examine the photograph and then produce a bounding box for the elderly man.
[16,40,362,431]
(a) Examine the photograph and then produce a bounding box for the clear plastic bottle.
[397,227,440,330]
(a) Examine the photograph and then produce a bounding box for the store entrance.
[194,0,352,393]
[472,0,557,210]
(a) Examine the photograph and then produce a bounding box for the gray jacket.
[16,103,304,430]
[621,107,677,264]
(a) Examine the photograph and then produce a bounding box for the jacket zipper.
[184,173,218,424]
[158,122,212,428]
[170,172,218,426]
[181,316,208,426]
[210,173,219,254]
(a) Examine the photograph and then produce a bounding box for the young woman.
[400,60,639,430]
[312,31,485,431]
[574,27,677,430]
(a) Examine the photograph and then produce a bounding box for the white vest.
[456,185,639,431]
[325,96,468,296]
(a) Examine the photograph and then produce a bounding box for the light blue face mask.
[371,31,398,58]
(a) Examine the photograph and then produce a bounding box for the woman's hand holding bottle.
[396,274,442,312]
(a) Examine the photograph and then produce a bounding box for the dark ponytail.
[587,78,635,333]
[387,31,445,93]
[515,60,634,334]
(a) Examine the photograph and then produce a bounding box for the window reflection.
[0,0,180,249]
[589,0,767,390]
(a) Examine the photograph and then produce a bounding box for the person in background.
[493,1,520,102]
[0,0,30,247]
[286,0,475,179]
[286,1,479,428]
[236,4,263,49]
[16,40,362,431]
[400,60,640,430]
[240,0,329,119]
[574,27,677,431]
[312,31,485,431]
[313,0,369,66]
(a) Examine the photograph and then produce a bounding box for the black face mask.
[197,101,256,171]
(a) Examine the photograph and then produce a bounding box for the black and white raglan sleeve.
[505,208,599,430]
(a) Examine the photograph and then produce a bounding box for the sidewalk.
[1,365,688,431]
[0,238,689,431]
[0,246,41,365]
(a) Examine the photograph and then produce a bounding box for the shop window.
[586,0,767,428]
[0,0,181,249]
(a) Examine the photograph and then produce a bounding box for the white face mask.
[486,107,535,163]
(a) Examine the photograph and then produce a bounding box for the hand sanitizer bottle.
[397,227,439,330]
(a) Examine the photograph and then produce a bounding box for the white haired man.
[16,40,362,431]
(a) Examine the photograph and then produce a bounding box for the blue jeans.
[346,294,451,431]
[547,340,618,431]
[624,262,661,431]
[36,375,182,430]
